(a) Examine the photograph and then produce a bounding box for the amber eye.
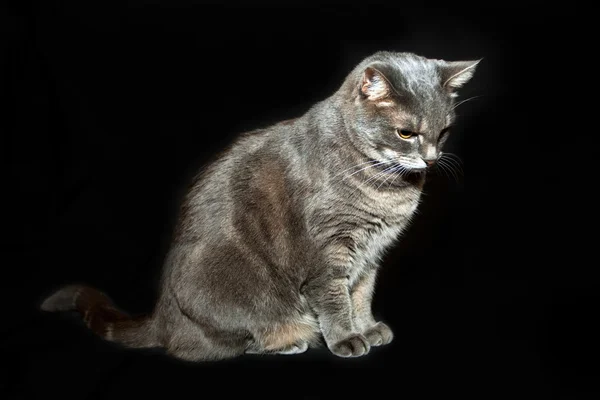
[397,129,414,139]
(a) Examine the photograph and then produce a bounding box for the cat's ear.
[360,67,393,101]
[439,59,481,92]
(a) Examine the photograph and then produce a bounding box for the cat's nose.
[424,159,436,167]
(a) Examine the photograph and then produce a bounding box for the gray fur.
[41,51,478,361]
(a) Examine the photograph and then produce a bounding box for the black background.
[2,1,597,398]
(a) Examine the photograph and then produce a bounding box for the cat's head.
[342,52,479,171]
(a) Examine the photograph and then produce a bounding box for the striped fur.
[40,51,477,361]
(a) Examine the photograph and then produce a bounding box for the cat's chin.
[382,169,425,189]
[397,166,426,176]
[405,168,426,174]
[403,170,427,187]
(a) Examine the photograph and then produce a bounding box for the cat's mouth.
[397,164,427,174]
[371,161,427,176]
[404,168,427,177]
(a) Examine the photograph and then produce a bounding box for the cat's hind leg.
[245,320,319,356]
[163,312,250,362]
[245,340,309,355]
[275,341,309,355]
[166,331,248,362]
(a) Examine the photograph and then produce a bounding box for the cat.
[40,51,478,361]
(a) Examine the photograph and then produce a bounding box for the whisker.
[344,160,390,179]
[364,164,398,186]
[331,159,382,180]
[440,153,464,175]
[430,161,441,176]
[346,163,398,199]
[447,160,462,183]
[442,152,464,165]
[437,161,451,181]
[376,164,403,190]
[438,158,459,183]
[442,156,464,177]
[387,165,408,189]
[449,95,481,112]
[439,160,457,184]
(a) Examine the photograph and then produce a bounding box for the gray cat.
[41,51,478,361]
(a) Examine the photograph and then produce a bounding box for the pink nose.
[425,159,436,166]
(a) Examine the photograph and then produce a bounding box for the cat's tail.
[40,284,159,349]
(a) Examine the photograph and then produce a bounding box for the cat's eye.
[397,129,415,139]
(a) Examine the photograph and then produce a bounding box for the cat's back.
[173,117,315,245]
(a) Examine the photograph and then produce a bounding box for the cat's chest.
[313,189,421,285]
[351,223,404,270]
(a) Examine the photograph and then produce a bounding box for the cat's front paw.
[363,322,394,346]
[329,334,370,358]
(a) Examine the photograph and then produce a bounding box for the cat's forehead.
[381,54,454,125]
[386,106,453,134]
[379,89,453,133]
[388,55,441,93]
